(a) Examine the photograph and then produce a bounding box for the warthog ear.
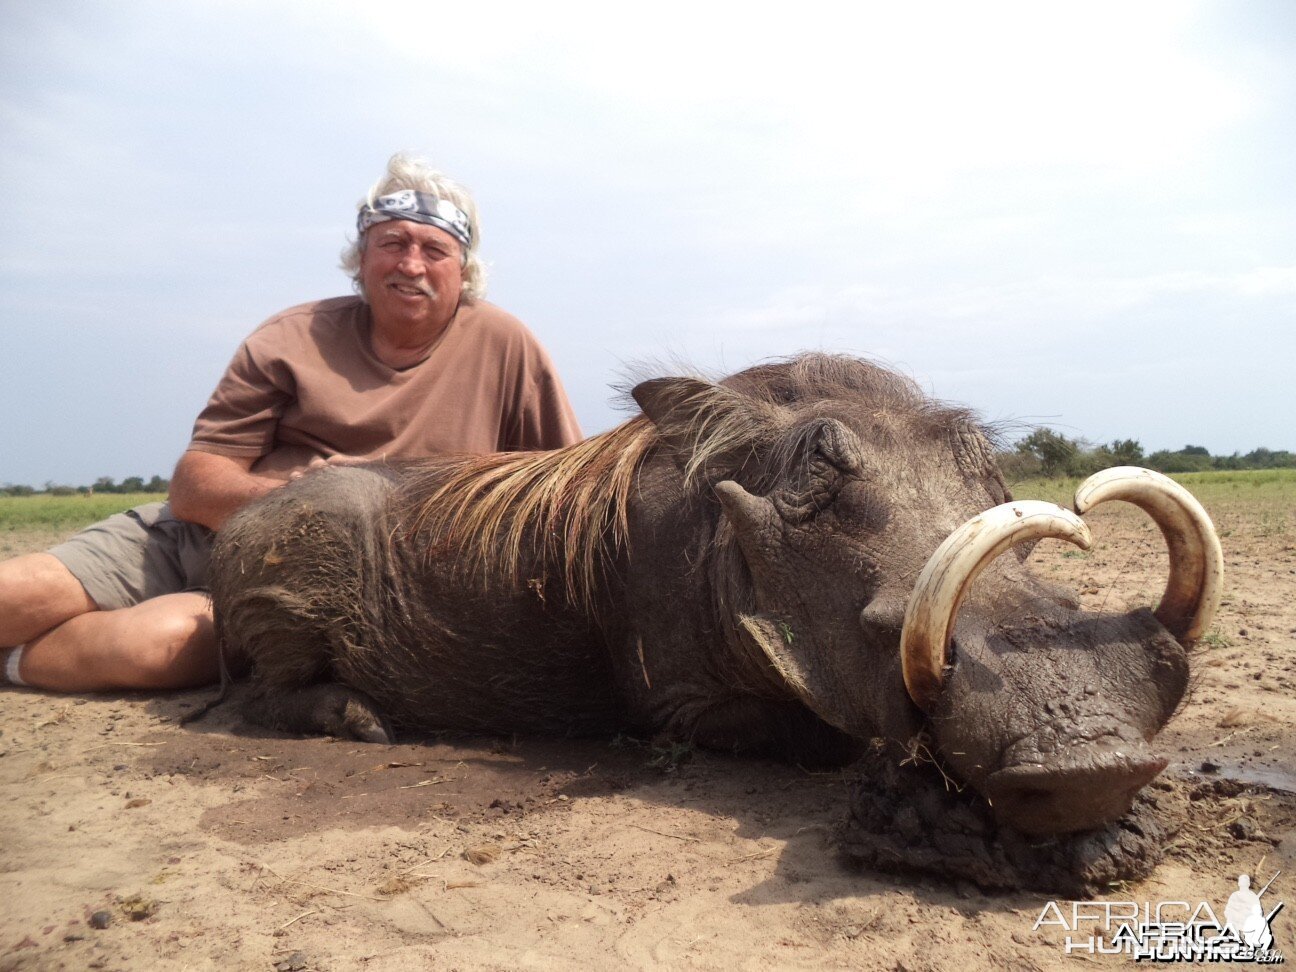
[633,377,785,483]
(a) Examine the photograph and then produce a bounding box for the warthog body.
[212,354,1208,838]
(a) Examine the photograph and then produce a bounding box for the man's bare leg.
[0,553,97,645]
[0,553,217,692]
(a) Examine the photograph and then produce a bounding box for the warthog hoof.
[242,683,395,744]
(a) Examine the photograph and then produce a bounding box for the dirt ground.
[2,494,1293,971]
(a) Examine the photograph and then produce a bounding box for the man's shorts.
[48,502,214,611]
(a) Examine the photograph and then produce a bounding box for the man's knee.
[136,610,214,665]
[111,597,218,688]
[0,554,97,643]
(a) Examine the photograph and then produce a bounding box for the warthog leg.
[242,683,394,744]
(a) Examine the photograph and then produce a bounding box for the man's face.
[359,219,465,333]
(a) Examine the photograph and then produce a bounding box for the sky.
[1,0,1293,488]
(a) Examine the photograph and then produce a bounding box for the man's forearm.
[168,450,286,531]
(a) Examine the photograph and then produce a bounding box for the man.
[0,154,582,693]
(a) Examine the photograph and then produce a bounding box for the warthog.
[210,354,1220,847]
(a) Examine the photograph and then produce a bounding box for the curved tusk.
[901,502,1092,712]
[1073,466,1222,643]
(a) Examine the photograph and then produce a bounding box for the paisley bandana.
[357,189,473,249]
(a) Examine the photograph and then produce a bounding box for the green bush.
[1001,432,1292,478]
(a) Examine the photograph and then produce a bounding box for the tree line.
[1,475,170,497]
[999,430,1296,480]
[3,437,1294,497]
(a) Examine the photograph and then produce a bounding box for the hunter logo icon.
[1034,869,1286,961]
[1221,872,1279,953]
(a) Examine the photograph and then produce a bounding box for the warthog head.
[897,469,1219,834]
[637,360,1221,835]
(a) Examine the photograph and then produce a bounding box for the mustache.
[385,274,437,299]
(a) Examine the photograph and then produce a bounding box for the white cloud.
[1231,265,1296,297]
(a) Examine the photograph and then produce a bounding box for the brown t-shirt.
[188,296,583,477]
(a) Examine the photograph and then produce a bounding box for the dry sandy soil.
[2,493,1293,970]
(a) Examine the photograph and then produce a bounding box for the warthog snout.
[982,738,1169,835]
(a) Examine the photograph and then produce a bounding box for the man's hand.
[167,451,288,532]
[288,454,373,480]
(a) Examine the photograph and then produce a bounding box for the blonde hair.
[403,420,655,617]
[340,153,487,301]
